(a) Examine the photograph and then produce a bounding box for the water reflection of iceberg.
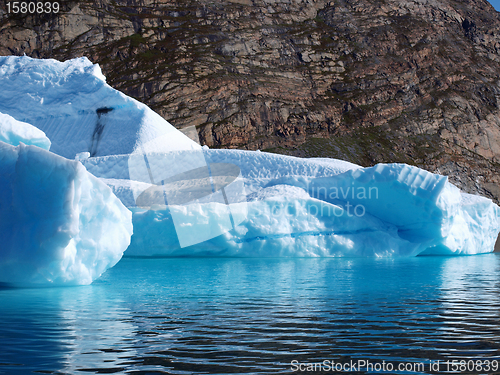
[56,286,139,373]
[0,285,140,374]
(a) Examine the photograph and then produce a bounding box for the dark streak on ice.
[90,107,114,157]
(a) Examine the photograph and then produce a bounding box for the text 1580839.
[6,2,59,14]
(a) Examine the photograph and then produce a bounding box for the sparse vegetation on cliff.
[1,0,500,201]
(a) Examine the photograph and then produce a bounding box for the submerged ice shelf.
[1,55,499,288]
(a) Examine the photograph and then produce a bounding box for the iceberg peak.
[0,56,199,159]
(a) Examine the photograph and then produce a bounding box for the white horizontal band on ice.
[0,56,499,286]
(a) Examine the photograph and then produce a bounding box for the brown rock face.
[2,0,500,201]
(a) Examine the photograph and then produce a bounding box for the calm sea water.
[1,254,500,375]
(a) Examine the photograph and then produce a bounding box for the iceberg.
[0,139,133,286]
[1,55,498,260]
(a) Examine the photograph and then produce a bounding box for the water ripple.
[1,255,500,374]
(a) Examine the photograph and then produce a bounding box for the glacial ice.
[0,141,133,286]
[0,56,199,159]
[1,55,498,261]
[82,149,500,257]
[0,112,51,150]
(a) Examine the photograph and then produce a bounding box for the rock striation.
[1,0,500,201]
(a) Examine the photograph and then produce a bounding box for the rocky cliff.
[2,0,500,201]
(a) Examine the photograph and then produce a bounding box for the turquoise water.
[1,254,500,374]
